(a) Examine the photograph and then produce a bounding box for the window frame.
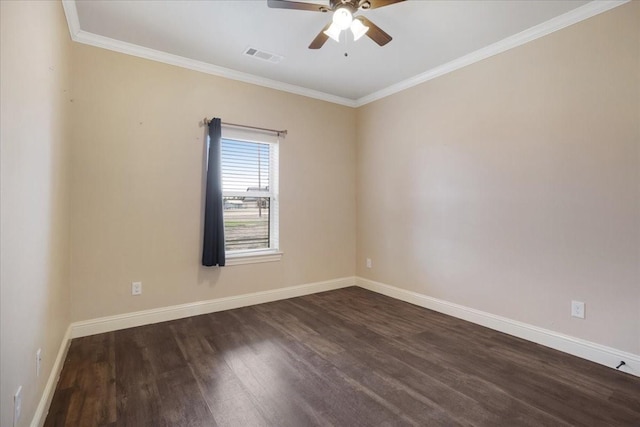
[220,126,281,265]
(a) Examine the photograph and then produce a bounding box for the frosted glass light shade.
[332,7,353,30]
[324,22,342,42]
[350,18,369,41]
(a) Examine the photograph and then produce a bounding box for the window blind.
[220,137,278,252]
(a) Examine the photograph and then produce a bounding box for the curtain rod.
[204,118,287,137]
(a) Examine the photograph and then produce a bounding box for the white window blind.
[220,128,279,253]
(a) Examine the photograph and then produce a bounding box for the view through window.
[221,137,278,253]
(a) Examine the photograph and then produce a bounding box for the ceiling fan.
[267,0,405,49]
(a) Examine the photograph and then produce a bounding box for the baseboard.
[30,274,637,426]
[356,277,640,378]
[71,276,356,338]
[31,277,354,425]
[30,325,72,427]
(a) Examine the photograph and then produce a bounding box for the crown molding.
[60,1,357,108]
[61,0,81,38]
[62,0,628,109]
[71,30,358,108]
[355,0,630,106]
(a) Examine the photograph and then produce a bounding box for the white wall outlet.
[366,258,372,269]
[571,300,585,319]
[36,348,42,377]
[132,281,142,296]
[14,386,22,427]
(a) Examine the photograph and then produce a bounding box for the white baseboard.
[31,276,354,425]
[26,277,640,427]
[31,325,72,427]
[356,277,639,377]
[71,276,356,338]
[30,274,638,427]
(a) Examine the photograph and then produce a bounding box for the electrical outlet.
[571,300,585,319]
[14,386,22,427]
[366,258,372,269]
[132,281,142,296]
[36,348,42,377]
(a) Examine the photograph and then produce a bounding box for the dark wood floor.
[45,287,640,426]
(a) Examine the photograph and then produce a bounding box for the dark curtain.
[202,118,226,267]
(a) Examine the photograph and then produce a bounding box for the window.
[220,127,279,263]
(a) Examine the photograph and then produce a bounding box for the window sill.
[225,251,283,266]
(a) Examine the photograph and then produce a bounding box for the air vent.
[243,47,283,64]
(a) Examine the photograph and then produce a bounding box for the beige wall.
[1,1,638,423]
[0,1,73,426]
[69,44,357,321]
[356,2,640,354]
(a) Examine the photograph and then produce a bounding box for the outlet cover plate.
[14,386,22,426]
[571,300,585,319]
[132,281,142,296]
[36,348,42,377]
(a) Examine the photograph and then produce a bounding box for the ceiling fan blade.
[309,22,331,49]
[267,0,329,12]
[362,0,405,9]
[358,16,392,46]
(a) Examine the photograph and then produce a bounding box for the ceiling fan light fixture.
[323,22,342,42]
[268,0,402,50]
[350,17,369,41]
[332,7,353,30]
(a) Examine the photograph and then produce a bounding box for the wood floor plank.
[44,333,116,427]
[170,318,271,427]
[239,306,420,426]
[276,296,571,426]
[202,314,332,426]
[45,287,640,426]
[114,327,163,427]
[154,366,218,427]
[401,329,640,425]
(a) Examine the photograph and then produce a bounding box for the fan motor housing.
[336,0,364,11]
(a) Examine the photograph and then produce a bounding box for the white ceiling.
[66,0,619,106]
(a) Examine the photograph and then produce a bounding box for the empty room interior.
[2,0,640,425]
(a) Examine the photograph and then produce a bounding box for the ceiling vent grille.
[243,47,283,64]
